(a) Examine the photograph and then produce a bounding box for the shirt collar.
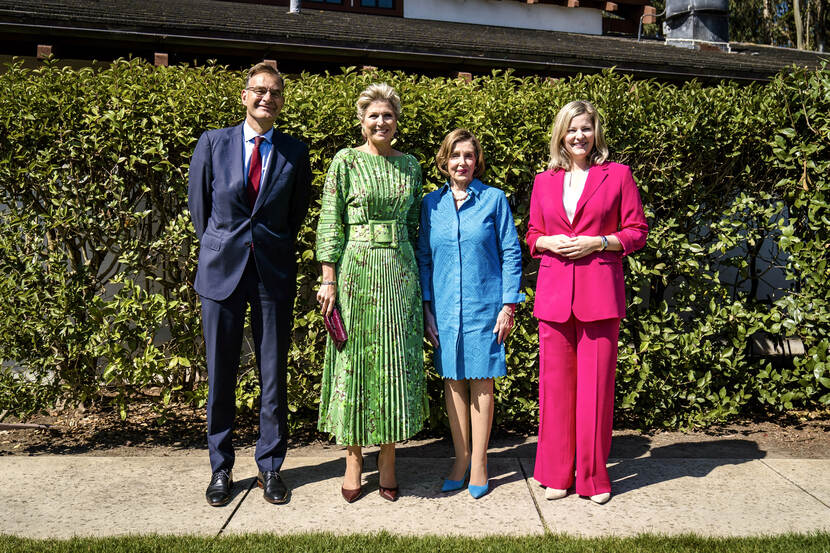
[243,121,274,144]
[440,178,482,198]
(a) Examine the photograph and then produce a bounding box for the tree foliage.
[731,0,828,50]
[644,0,828,51]
[0,59,827,431]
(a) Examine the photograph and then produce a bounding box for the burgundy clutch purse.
[324,306,347,351]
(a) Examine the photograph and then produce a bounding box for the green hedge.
[0,58,827,430]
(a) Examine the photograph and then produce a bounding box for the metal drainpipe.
[638,9,666,42]
[289,0,301,14]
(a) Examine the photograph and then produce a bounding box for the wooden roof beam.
[524,0,635,10]
[513,0,651,5]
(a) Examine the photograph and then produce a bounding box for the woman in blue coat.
[417,129,524,498]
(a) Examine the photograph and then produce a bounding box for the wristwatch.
[600,235,608,251]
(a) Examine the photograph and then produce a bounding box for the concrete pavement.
[2,437,829,538]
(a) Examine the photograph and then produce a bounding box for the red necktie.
[247,136,264,208]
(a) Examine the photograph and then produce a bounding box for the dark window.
[360,0,395,7]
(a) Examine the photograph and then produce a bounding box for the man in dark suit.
[188,62,311,506]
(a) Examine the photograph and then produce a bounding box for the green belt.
[346,220,407,248]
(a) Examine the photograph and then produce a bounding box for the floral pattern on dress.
[316,148,427,446]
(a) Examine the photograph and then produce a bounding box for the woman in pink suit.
[526,100,648,504]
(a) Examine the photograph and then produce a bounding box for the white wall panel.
[404,0,603,35]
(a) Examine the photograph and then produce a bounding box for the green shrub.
[0,58,827,430]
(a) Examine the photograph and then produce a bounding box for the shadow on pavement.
[396,434,767,497]
[609,438,766,496]
[279,457,343,490]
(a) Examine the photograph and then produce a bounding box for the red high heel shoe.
[341,453,363,503]
[377,447,398,502]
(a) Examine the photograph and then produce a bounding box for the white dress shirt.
[562,170,588,223]
[242,121,274,187]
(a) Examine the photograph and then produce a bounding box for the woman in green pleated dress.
[315,83,427,503]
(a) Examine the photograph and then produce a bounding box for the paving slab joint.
[216,478,257,537]
[759,459,830,510]
[517,457,551,534]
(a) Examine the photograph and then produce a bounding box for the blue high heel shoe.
[441,465,470,492]
[468,466,489,499]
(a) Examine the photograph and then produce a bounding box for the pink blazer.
[526,162,648,323]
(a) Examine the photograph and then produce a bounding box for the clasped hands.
[538,234,601,260]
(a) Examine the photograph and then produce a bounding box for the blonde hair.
[356,82,401,121]
[435,129,486,179]
[547,100,609,171]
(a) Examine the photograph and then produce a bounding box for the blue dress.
[416,179,525,380]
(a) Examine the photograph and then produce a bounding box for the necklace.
[451,187,469,202]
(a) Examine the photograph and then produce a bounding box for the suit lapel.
[252,131,288,215]
[223,123,247,209]
[573,164,608,223]
[551,170,571,227]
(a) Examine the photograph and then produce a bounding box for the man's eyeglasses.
[246,87,284,99]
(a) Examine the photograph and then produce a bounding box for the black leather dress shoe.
[257,470,289,504]
[205,469,233,507]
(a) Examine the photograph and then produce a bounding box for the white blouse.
[562,170,588,223]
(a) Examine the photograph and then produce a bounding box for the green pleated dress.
[316,148,427,446]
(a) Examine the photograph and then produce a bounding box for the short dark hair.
[245,62,284,89]
[435,129,486,179]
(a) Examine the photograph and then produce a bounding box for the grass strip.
[2,532,829,553]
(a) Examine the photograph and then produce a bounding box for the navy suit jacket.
[188,122,312,302]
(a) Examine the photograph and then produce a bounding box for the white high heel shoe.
[544,487,567,500]
[590,492,611,504]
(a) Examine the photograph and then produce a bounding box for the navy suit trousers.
[201,257,292,474]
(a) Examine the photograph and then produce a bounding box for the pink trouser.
[534,316,620,496]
